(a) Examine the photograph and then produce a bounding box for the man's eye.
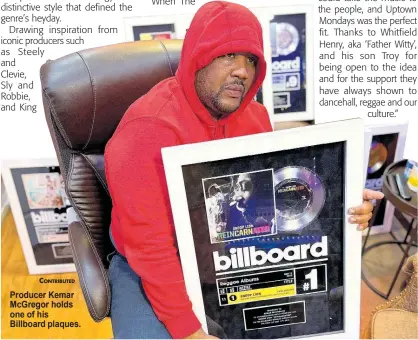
[247,57,257,65]
[225,53,236,58]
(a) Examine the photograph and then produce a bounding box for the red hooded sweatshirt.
[104,1,272,338]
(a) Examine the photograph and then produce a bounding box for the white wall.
[0,0,416,162]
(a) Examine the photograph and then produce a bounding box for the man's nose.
[231,55,250,80]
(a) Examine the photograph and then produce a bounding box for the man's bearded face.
[195,53,257,119]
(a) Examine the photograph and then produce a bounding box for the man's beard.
[212,84,245,115]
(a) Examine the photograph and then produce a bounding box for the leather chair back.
[40,39,183,320]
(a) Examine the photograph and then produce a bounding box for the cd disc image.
[368,141,388,174]
[274,166,325,232]
[275,22,299,56]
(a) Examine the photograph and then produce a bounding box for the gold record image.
[368,141,388,174]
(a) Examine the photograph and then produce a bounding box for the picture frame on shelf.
[123,14,192,42]
[1,158,75,275]
[363,122,408,235]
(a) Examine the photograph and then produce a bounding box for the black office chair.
[39,39,183,321]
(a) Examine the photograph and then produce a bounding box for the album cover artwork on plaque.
[163,119,364,339]
[2,159,75,274]
[363,123,408,235]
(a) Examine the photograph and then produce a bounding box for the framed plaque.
[1,158,75,274]
[132,23,176,41]
[162,119,364,339]
[252,5,314,124]
[123,14,192,41]
[363,123,408,235]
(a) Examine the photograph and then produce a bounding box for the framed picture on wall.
[252,5,314,124]
[132,24,176,41]
[162,119,364,339]
[363,122,408,235]
[123,14,192,42]
[1,158,75,274]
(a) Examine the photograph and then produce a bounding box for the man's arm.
[105,117,202,338]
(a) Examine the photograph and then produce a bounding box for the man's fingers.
[348,201,374,215]
[363,188,384,201]
[357,223,369,231]
[348,212,372,225]
[347,189,383,231]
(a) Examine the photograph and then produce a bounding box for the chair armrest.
[371,309,418,339]
[402,253,417,277]
[68,220,111,321]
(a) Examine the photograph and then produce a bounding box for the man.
[104,1,383,339]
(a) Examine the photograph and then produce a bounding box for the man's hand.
[347,189,384,231]
[186,328,219,339]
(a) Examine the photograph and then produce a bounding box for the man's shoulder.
[242,100,272,131]
[126,77,181,120]
[246,100,268,113]
[245,100,270,120]
[112,78,182,133]
[105,78,182,152]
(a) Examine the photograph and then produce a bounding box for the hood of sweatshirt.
[175,1,266,127]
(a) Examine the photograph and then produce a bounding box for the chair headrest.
[40,39,183,151]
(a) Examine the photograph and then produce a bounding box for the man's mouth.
[224,84,244,98]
